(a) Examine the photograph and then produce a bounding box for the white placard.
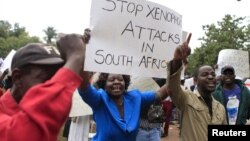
[0,50,16,72]
[69,90,92,117]
[128,76,160,91]
[85,0,182,78]
[182,31,188,42]
[216,49,249,78]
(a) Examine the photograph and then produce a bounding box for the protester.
[153,78,174,138]
[0,31,90,141]
[136,103,162,141]
[166,33,227,141]
[213,65,250,125]
[161,96,174,137]
[78,72,169,141]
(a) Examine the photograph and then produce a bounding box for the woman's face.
[105,74,125,99]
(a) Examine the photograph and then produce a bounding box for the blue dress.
[78,85,156,141]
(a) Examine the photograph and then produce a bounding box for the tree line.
[0,20,57,58]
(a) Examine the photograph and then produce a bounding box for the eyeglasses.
[222,71,234,75]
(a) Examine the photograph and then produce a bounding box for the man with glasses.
[213,65,250,125]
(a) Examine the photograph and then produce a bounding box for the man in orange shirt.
[0,31,90,141]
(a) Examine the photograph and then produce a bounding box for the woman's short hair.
[95,73,130,90]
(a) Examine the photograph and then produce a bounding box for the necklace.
[118,99,124,106]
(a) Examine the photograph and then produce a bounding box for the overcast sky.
[0,0,249,49]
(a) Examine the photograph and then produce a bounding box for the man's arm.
[163,33,192,110]
[170,33,191,75]
[56,33,87,75]
[78,29,92,90]
[155,34,192,102]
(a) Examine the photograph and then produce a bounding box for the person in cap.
[213,65,250,125]
[166,33,226,141]
[0,31,90,141]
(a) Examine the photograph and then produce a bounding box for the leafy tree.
[187,15,250,75]
[43,26,57,44]
[0,20,40,58]
[0,21,11,38]
[10,23,27,37]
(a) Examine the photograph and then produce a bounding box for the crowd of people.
[0,28,250,141]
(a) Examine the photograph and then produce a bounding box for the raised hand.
[56,33,86,61]
[56,33,90,75]
[173,33,192,64]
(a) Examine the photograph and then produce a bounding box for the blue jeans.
[136,127,161,141]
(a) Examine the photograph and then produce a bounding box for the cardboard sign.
[128,76,160,91]
[69,90,92,117]
[0,50,16,72]
[216,49,249,78]
[85,0,182,78]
